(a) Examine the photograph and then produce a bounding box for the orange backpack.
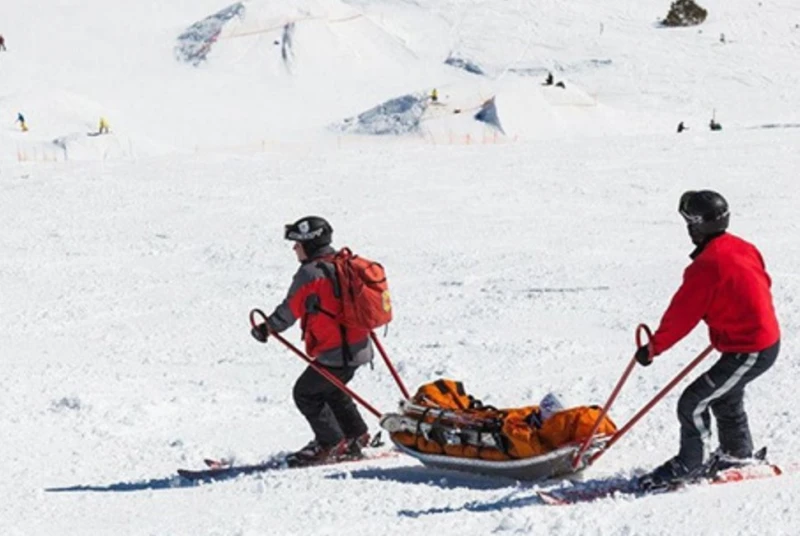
[327,247,392,330]
[318,248,392,331]
[412,379,477,410]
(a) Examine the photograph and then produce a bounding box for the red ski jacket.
[266,246,373,367]
[651,233,780,356]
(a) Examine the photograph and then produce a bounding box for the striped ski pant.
[676,340,779,469]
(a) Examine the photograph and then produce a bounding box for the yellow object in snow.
[98,116,110,134]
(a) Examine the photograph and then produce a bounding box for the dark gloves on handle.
[635,344,653,367]
[251,323,269,343]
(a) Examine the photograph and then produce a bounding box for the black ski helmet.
[284,216,333,255]
[678,190,729,245]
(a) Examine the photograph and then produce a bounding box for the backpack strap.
[316,257,340,299]
[315,256,352,366]
[415,407,433,440]
[433,379,469,410]
[427,412,449,447]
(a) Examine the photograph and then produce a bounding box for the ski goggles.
[679,191,704,225]
[679,191,729,225]
[284,222,325,242]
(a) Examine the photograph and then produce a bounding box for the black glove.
[635,344,653,367]
[251,323,269,343]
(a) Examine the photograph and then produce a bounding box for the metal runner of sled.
[391,437,611,480]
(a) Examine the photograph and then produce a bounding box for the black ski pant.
[293,364,368,448]
[676,340,779,469]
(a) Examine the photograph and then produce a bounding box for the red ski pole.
[588,342,714,466]
[369,331,410,400]
[571,324,651,469]
[250,309,383,419]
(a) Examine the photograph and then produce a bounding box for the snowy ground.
[2,0,800,535]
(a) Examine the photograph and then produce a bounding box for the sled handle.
[571,324,652,469]
[635,323,653,348]
[588,342,714,466]
[250,309,383,419]
[370,331,410,400]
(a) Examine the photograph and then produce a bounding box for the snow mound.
[334,93,430,135]
[336,79,627,143]
[175,2,246,66]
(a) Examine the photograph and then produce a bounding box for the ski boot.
[286,438,349,467]
[705,447,768,476]
[638,457,693,491]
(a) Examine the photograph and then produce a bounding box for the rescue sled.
[378,324,721,482]
[379,382,617,481]
[253,314,706,483]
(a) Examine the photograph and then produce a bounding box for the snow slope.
[2,0,800,535]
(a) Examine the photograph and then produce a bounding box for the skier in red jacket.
[636,190,780,489]
[251,216,373,464]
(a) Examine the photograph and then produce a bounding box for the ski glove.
[635,344,653,367]
[251,323,269,343]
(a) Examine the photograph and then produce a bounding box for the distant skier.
[0,34,6,51]
[430,88,439,103]
[250,216,374,464]
[543,72,565,89]
[636,190,780,490]
[677,121,687,133]
[98,116,110,135]
[16,112,27,132]
[709,118,722,131]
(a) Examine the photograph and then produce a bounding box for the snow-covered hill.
[6,0,795,161]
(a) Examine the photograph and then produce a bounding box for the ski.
[178,433,395,481]
[203,458,231,470]
[179,450,398,481]
[537,461,788,505]
[178,457,287,480]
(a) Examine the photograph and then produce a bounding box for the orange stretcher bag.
[538,406,617,450]
[390,380,617,461]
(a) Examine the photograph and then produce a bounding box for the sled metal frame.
[393,436,611,481]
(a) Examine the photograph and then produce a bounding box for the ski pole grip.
[250,308,268,329]
[636,323,653,348]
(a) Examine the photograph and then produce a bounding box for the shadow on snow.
[330,464,520,491]
[46,459,638,506]
[398,489,552,517]
[351,467,641,517]
[45,475,196,493]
